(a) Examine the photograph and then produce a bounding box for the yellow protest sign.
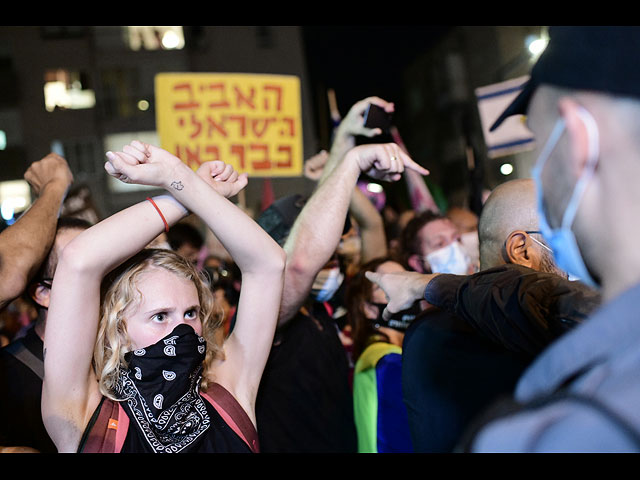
[155,73,303,177]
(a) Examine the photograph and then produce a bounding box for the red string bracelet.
[146,197,169,233]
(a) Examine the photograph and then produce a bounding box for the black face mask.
[115,323,210,453]
[370,301,423,332]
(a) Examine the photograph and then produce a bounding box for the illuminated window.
[0,130,6,150]
[44,69,95,112]
[125,26,185,51]
[0,180,31,225]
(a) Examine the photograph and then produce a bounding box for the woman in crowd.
[347,256,422,453]
[41,141,286,453]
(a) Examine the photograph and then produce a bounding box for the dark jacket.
[402,264,601,452]
[423,264,601,357]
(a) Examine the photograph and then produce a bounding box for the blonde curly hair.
[93,248,223,401]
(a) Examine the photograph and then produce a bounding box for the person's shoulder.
[356,342,400,372]
[0,338,22,363]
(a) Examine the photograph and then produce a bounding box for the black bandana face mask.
[371,301,423,332]
[115,323,210,453]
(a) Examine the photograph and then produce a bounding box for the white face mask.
[425,241,471,274]
[311,266,344,302]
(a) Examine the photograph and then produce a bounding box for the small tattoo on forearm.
[170,181,184,191]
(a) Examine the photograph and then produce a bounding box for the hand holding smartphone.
[363,103,393,133]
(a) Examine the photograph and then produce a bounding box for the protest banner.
[155,73,303,177]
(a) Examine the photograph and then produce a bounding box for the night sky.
[302,26,453,115]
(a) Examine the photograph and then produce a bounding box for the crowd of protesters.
[1,26,639,453]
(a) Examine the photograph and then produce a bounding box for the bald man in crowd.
[478,179,565,279]
[367,178,600,452]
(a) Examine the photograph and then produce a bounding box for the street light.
[500,163,514,176]
[525,34,548,59]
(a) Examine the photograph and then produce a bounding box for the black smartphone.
[363,103,393,132]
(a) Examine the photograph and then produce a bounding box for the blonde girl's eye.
[152,312,167,323]
[185,308,198,320]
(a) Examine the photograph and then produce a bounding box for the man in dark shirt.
[0,324,52,452]
[0,154,73,453]
[0,217,89,452]
[255,97,429,452]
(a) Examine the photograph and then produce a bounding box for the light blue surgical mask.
[311,266,344,302]
[530,106,600,288]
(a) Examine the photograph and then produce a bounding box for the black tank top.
[78,384,256,453]
[119,396,251,453]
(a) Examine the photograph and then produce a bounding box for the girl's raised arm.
[106,142,284,422]
[42,143,253,451]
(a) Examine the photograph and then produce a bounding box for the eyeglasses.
[524,231,553,253]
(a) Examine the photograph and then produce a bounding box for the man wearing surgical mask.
[464,26,640,452]
[446,206,481,273]
[401,210,474,276]
[310,255,345,303]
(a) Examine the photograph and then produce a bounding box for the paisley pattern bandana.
[114,323,210,453]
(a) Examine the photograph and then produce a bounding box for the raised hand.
[196,161,248,199]
[106,141,249,200]
[347,143,429,182]
[339,96,394,138]
[365,270,436,321]
[303,150,329,181]
[24,153,74,196]
[104,141,186,189]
